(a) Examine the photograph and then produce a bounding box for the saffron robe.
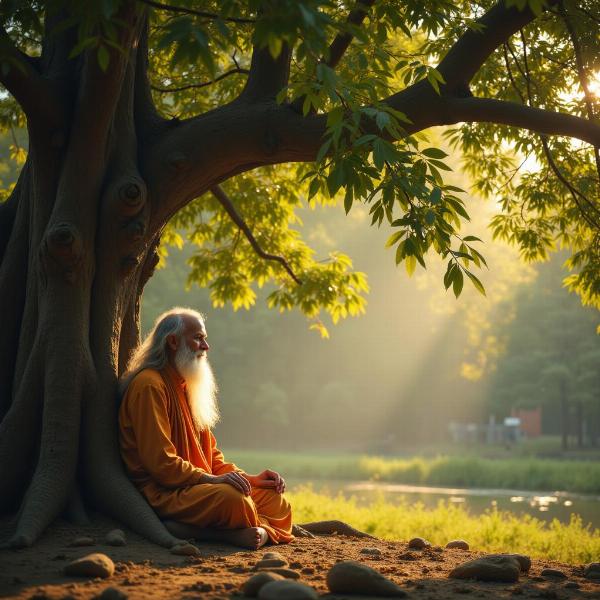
[119,364,293,543]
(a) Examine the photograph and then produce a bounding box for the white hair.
[119,306,205,395]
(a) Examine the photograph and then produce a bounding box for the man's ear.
[166,334,178,351]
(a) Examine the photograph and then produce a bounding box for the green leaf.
[466,270,486,296]
[453,268,464,297]
[422,148,448,159]
[97,45,109,71]
[405,254,416,276]
[385,230,403,248]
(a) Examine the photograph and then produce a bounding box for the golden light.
[588,71,600,97]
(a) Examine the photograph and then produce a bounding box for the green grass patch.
[288,487,600,564]
[226,449,600,494]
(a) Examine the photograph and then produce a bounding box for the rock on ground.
[584,563,600,579]
[327,560,406,597]
[541,568,567,579]
[360,546,383,556]
[64,553,115,579]
[105,529,126,547]
[94,587,128,600]
[242,572,285,597]
[255,567,300,579]
[446,540,469,550]
[69,536,95,547]
[408,537,430,550]
[449,555,524,583]
[258,580,318,600]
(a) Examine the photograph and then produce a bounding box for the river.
[289,479,600,529]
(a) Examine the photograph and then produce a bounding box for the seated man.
[119,307,293,549]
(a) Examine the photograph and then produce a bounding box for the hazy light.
[588,72,600,97]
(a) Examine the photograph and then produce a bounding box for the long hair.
[119,307,205,395]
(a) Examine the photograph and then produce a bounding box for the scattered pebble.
[541,568,567,579]
[94,587,128,600]
[64,553,115,579]
[258,580,318,599]
[327,560,406,597]
[255,567,300,580]
[360,547,383,557]
[584,562,600,580]
[408,537,430,550]
[262,551,286,562]
[105,529,126,547]
[242,572,285,597]
[301,567,315,575]
[170,542,200,556]
[564,581,580,589]
[69,536,95,547]
[446,540,469,551]
[449,555,522,583]
[255,558,289,569]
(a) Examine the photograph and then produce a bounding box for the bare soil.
[0,516,597,599]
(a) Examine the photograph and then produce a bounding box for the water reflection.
[291,479,600,528]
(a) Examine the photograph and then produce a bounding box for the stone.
[258,580,318,600]
[408,537,430,549]
[64,553,115,579]
[105,529,126,547]
[95,587,128,600]
[584,562,600,579]
[484,553,531,572]
[242,572,285,597]
[262,551,286,561]
[69,536,95,547]
[327,561,406,597]
[446,540,470,551]
[255,558,289,569]
[564,581,580,589]
[360,546,383,557]
[170,542,200,556]
[256,567,300,579]
[541,568,567,579]
[449,555,521,583]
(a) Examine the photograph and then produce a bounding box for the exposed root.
[296,520,376,539]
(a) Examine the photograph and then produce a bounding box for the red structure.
[511,407,542,438]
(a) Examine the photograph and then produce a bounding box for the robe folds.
[119,364,293,543]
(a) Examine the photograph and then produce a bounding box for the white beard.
[174,344,220,431]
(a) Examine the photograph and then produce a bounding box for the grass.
[225,449,600,494]
[288,487,600,564]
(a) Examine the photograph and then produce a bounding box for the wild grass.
[226,449,600,494]
[288,487,600,564]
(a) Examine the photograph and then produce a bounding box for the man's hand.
[246,469,286,494]
[200,472,252,496]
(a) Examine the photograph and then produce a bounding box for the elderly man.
[119,307,293,549]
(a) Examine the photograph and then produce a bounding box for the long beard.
[174,344,220,431]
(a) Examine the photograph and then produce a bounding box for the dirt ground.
[0,516,598,599]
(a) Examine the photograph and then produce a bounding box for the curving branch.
[210,185,302,285]
[442,96,600,147]
[137,0,254,23]
[437,0,558,94]
[325,0,376,69]
[152,67,249,93]
[0,27,60,127]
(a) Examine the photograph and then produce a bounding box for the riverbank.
[226,449,600,494]
[288,488,600,564]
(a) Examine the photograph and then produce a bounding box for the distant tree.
[1,0,599,547]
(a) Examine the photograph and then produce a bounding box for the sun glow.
[588,72,600,97]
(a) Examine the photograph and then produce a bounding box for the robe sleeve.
[209,431,242,475]
[126,382,206,488]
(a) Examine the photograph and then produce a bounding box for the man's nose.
[201,339,210,351]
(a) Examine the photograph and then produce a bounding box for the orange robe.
[119,364,293,543]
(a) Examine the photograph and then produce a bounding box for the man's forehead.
[182,314,206,334]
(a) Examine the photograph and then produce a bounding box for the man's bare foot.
[224,526,269,550]
[162,521,269,550]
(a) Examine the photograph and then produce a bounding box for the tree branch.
[239,43,291,102]
[137,0,254,23]
[437,0,558,94]
[0,26,61,127]
[325,0,376,69]
[442,96,600,147]
[152,67,249,93]
[210,184,302,285]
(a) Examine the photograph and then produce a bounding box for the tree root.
[295,520,376,539]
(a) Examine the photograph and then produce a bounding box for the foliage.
[289,487,600,563]
[226,449,600,494]
[2,0,599,330]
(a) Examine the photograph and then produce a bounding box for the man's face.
[180,315,209,358]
